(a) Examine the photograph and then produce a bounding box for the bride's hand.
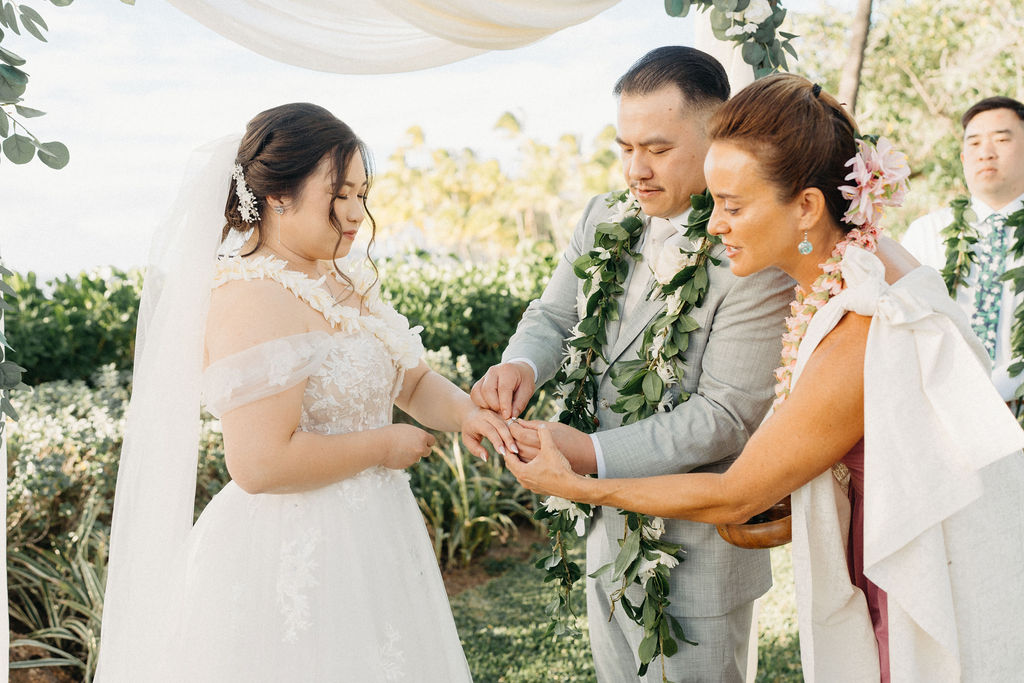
[461,407,518,461]
[380,424,436,469]
[503,424,583,499]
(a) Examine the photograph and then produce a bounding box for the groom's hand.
[507,420,597,475]
[470,361,535,420]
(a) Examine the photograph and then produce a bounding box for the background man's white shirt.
[902,191,1024,400]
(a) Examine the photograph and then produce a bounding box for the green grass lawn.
[452,545,801,683]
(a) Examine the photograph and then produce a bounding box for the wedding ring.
[505,417,519,426]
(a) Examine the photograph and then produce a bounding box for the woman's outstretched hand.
[461,407,519,461]
[503,423,584,501]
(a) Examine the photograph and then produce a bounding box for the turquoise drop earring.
[798,231,813,255]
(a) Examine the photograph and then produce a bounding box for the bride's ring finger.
[505,417,519,426]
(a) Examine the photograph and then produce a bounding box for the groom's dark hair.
[614,46,729,111]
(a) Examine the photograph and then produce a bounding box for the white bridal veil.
[94,136,241,681]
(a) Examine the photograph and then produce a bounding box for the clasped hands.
[461,361,596,496]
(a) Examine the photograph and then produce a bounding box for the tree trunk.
[838,0,873,115]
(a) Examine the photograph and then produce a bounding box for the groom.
[471,47,792,681]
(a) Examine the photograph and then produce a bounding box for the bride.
[504,75,1024,682]
[96,103,513,681]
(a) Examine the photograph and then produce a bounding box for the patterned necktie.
[971,213,1008,360]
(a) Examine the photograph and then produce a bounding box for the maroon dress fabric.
[841,439,890,682]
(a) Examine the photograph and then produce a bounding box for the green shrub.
[6,269,143,385]
[379,242,556,376]
[7,245,556,385]
[6,365,128,549]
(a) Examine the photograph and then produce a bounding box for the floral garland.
[941,197,1024,407]
[536,189,718,673]
[213,254,424,369]
[666,0,798,79]
[938,196,979,295]
[773,135,910,407]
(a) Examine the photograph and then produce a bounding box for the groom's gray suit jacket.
[503,193,794,618]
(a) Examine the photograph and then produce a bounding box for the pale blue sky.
[2,0,831,278]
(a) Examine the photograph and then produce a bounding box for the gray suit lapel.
[606,270,665,365]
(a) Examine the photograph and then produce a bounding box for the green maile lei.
[942,196,1024,408]
[535,189,718,679]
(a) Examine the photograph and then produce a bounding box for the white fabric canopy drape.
[165,0,622,73]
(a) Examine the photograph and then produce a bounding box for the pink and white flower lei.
[772,136,910,406]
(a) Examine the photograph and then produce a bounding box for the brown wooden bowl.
[716,496,792,549]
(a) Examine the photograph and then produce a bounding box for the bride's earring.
[274,204,286,250]
[797,231,813,255]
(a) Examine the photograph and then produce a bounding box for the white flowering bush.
[7,365,129,548]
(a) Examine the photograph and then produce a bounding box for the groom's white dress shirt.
[902,191,1024,400]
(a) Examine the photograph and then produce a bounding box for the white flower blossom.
[568,321,585,341]
[657,394,675,413]
[610,195,639,223]
[743,22,759,34]
[651,328,668,359]
[725,25,745,37]
[652,246,698,286]
[562,346,584,376]
[641,516,666,540]
[664,290,684,316]
[637,549,680,586]
[743,0,774,24]
[655,361,676,387]
[542,496,590,536]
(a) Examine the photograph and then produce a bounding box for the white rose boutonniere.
[652,246,698,287]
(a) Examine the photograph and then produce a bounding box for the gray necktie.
[621,217,678,315]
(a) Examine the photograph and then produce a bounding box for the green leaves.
[663,0,691,17]
[0,130,65,165]
[0,43,24,66]
[0,62,27,99]
[670,1,799,76]
[17,4,48,41]
[0,1,72,167]
[741,40,766,65]
[2,129,31,162]
[36,138,67,167]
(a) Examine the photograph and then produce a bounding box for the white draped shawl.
[788,246,1024,682]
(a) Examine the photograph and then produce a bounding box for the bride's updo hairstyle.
[224,102,375,263]
[708,73,858,230]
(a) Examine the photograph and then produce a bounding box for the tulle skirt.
[153,467,472,682]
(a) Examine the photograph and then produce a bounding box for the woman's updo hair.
[708,74,858,229]
[224,102,374,259]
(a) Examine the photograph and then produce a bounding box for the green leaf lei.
[939,196,980,294]
[536,189,718,679]
[941,196,1024,408]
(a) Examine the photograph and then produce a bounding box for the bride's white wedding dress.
[158,255,472,682]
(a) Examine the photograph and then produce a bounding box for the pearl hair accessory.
[231,163,260,223]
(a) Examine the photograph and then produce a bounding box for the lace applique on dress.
[379,622,407,681]
[212,255,424,371]
[276,526,322,643]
